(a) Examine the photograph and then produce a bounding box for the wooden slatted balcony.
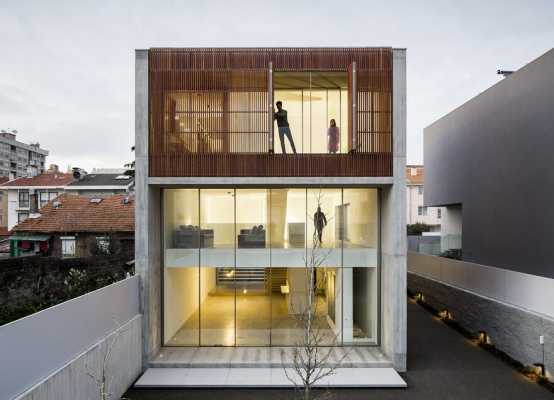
[148,48,393,178]
[149,153,392,177]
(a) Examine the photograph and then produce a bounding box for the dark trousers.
[278,127,297,154]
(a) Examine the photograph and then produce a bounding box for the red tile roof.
[0,227,10,236]
[1,173,75,188]
[0,177,9,185]
[12,194,134,233]
[406,165,424,185]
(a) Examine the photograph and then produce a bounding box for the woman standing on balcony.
[327,119,340,154]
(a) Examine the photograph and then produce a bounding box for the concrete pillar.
[380,48,407,371]
[135,49,162,367]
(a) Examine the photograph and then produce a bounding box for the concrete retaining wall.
[408,252,554,378]
[0,277,142,400]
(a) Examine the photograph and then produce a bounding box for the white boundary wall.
[0,276,142,400]
[408,251,554,319]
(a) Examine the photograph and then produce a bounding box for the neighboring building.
[0,176,9,228]
[0,129,48,178]
[424,48,554,274]
[135,47,407,384]
[2,169,135,230]
[10,194,134,258]
[413,49,554,378]
[1,172,75,230]
[65,172,135,197]
[406,165,441,231]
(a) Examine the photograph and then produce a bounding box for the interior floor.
[168,293,338,346]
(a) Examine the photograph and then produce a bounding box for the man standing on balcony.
[274,101,297,154]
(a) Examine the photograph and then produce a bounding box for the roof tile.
[13,194,134,233]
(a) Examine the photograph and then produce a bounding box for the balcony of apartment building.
[147,48,393,178]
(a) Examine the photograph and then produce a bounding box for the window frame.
[61,236,76,258]
[18,190,30,208]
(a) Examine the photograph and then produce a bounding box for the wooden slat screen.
[150,153,392,177]
[148,48,393,177]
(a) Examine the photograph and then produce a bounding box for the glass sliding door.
[163,189,200,346]
[200,189,235,346]
[273,71,349,154]
[342,188,379,345]
[269,188,306,346]
[235,189,270,346]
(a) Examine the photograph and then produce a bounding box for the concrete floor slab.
[150,346,392,368]
[135,367,406,388]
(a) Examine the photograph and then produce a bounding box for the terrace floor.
[126,300,553,399]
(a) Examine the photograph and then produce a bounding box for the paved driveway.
[125,300,552,399]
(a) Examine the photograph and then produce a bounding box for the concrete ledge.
[135,367,406,388]
[149,346,392,369]
[148,176,394,186]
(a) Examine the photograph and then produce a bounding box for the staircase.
[267,268,287,292]
[217,267,266,286]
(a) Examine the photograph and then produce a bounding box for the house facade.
[135,48,407,375]
[10,194,134,258]
[2,170,135,231]
[1,172,75,230]
[406,165,441,231]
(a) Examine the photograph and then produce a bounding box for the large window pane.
[236,189,270,345]
[307,188,342,252]
[271,267,338,346]
[342,188,379,268]
[163,189,200,346]
[200,189,235,346]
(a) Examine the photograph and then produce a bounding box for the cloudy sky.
[1,0,553,171]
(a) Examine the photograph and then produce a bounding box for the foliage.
[407,223,431,236]
[0,255,133,326]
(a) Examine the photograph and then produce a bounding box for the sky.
[1,0,553,171]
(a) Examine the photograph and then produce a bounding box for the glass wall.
[274,71,349,154]
[163,187,379,347]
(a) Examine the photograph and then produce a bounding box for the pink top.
[327,127,340,153]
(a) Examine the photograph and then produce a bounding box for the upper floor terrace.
[146,47,399,178]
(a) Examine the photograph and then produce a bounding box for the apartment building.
[0,130,48,178]
[134,47,407,386]
[411,48,554,379]
[406,165,440,230]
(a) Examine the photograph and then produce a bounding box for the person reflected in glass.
[274,101,297,154]
[314,206,327,246]
[327,119,340,154]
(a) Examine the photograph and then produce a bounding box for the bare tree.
[282,190,348,400]
[86,319,130,400]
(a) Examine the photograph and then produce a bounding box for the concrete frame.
[135,48,407,372]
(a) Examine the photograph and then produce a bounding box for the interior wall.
[353,268,377,340]
[163,268,199,344]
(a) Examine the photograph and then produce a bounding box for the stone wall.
[408,272,554,377]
